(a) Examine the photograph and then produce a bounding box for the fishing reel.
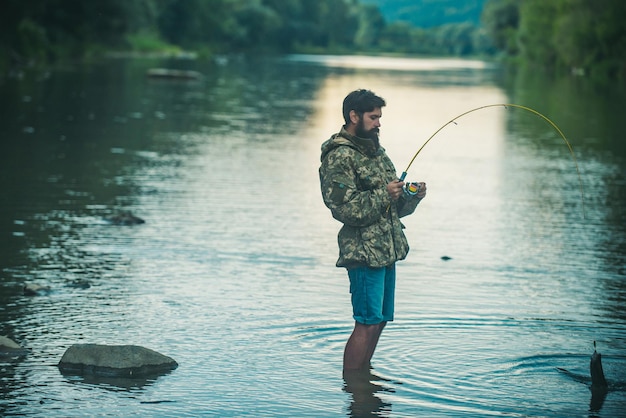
[403,181,422,198]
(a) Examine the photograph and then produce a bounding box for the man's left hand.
[416,182,427,199]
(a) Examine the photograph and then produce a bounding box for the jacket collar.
[336,126,381,157]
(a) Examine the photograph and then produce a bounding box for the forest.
[1,0,624,82]
[483,0,626,81]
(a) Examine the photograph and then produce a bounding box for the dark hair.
[342,89,386,124]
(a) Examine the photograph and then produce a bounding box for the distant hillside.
[361,0,487,28]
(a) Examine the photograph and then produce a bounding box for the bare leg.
[365,321,386,366]
[343,321,387,371]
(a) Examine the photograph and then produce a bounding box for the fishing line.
[398,103,586,218]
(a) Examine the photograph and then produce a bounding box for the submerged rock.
[23,283,52,296]
[58,344,177,377]
[0,336,29,357]
[104,211,145,226]
[66,279,91,289]
[146,68,202,80]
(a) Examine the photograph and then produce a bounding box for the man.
[319,89,427,371]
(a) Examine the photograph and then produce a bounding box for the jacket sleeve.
[320,148,391,227]
[396,194,421,218]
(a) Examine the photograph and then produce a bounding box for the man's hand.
[387,180,404,201]
[416,182,427,199]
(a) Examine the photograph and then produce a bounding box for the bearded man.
[319,89,427,371]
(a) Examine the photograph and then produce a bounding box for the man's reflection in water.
[343,368,393,417]
[589,388,608,413]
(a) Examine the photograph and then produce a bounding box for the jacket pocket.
[359,220,393,267]
[329,179,349,204]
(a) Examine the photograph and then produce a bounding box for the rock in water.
[0,336,29,357]
[146,68,202,80]
[590,343,608,392]
[23,283,52,296]
[104,211,145,225]
[58,344,177,377]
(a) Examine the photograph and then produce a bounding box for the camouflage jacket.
[319,127,420,268]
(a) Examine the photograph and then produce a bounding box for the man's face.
[355,107,382,140]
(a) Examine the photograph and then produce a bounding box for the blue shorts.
[348,265,396,325]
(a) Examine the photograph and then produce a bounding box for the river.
[1,54,625,417]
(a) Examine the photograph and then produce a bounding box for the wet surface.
[1,55,625,416]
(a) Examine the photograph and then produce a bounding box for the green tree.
[433,22,477,55]
[354,4,385,49]
[517,0,559,69]
[481,0,519,55]
[481,0,626,80]
[378,21,413,53]
[1,0,163,65]
[553,0,626,79]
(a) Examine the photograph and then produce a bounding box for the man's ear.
[349,110,359,125]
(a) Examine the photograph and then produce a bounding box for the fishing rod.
[397,103,586,218]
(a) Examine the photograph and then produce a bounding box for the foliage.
[1,0,624,82]
[125,31,180,53]
[0,0,490,69]
[481,0,626,81]
[354,4,386,49]
[481,0,518,55]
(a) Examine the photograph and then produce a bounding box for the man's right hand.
[386,180,405,201]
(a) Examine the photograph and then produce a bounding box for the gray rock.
[104,211,145,225]
[23,283,52,296]
[0,336,29,357]
[58,344,177,377]
[146,68,202,80]
[66,279,91,289]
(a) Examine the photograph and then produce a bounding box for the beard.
[355,119,380,143]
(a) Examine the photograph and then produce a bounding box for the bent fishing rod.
[396,103,586,218]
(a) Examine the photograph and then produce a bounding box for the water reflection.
[1,55,625,416]
[286,54,490,71]
[343,369,393,417]
[60,370,169,391]
[500,72,626,324]
[590,387,608,414]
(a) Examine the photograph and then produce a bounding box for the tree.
[481,0,519,55]
[378,21,413,53]
[517,0,559,69]
[554,0,626,78]
[433,22,477,56]
[354,4,385,49]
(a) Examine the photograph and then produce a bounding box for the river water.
[1,54,625,417]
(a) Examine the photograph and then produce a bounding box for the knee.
[355,321,385,336]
